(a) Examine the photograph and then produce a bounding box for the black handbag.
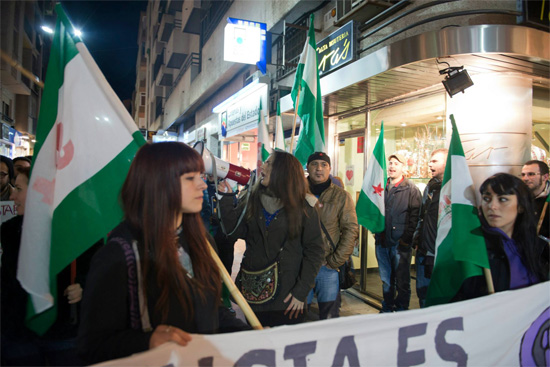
[320,222,356,290]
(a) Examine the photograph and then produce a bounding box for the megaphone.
[193,141,251,186]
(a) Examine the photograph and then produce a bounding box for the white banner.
[96,282,549,367]
[1,200,17,223]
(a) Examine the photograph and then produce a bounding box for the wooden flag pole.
[206,241,263,330]
[536,201,548,235]
[289,86,301,153]
[483,268,495,294]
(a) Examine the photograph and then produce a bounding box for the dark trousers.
[375,244,412,311]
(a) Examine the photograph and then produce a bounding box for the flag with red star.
[356,122,386,233]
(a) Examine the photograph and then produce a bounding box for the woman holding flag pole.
[77,142,251,364]
[454,173,549,300]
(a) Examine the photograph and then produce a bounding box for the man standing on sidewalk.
[306,152,359,319]
[521,160,549,238]
[375,153,421,312]
[413,148,447,308]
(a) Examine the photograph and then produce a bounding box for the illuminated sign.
[224,18,268,74]
[517,0,549,30]
[316,21,356,76]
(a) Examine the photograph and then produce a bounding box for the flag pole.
[536,201,548,234]
[206,242,263,330]
[483,268,495,294]
[289,85,301,153]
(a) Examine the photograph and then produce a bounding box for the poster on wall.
[357,136,364,153]
[345,165,354,186]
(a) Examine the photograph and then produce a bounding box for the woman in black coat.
[78,142,249,365]
[455,173,549,300]
[218,151,324,327]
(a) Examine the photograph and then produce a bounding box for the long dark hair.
[246,151,309,238]
[479,173,546,281]
[121,142,221,322]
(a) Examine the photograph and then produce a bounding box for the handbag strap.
[320,221,337,252]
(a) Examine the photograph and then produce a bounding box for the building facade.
[135,0,549,307]
[0,0,50,158]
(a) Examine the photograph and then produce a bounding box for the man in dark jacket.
[305,152,359,319]
[412,148,447,308]
[521,160,549,239]
[375,153,421,312]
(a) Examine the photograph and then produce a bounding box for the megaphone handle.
[216,172,254,237]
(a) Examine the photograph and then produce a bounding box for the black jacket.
[1,216,98,342]
[219,191,324,311]
[534,194,549,239]
[77,221,248,364]
[413,177,442,256]
[375,177,422,248]
[453,226,549,302]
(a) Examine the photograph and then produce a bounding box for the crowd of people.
[0,143,548,365]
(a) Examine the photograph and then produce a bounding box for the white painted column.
[446,73,532,193]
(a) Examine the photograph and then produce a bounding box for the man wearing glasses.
[521,160,549,238]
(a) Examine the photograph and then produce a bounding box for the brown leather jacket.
[317,183,359,269]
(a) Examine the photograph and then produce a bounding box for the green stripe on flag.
[425,115,489,307]
[20,4,146,335]
[356,191,385,230]
[291,13,325,166]
[356,122,386,233]
[32,17,78,163]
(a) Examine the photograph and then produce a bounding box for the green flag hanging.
[17,4,146,335]
[356,122,386,233]
[425,115,490,306]
[290,13,325,166]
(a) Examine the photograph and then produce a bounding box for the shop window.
[369,93,447,185]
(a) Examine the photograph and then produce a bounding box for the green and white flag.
[356,122,386,233]
[17,4,145,334]
[425,115,490,306]
[274,101,286,151]
[290,13,325,166]
[257,99,270,165]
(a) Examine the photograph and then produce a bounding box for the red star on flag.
[372,183,383,196]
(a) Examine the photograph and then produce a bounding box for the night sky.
[60,1,147,101]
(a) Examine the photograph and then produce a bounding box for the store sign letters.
[316,21,355,76]
[225,94,260,138]
[97,282,549,367]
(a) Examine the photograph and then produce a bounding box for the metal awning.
[280,24,550,121]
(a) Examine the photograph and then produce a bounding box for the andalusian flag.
[274,101,286,151]
[356,122,386,232]
[290,13,325,166]
[425,115,490,306]
[257,99,270,164]
[17,4,145,334]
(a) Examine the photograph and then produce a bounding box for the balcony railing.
[167,52,200,99]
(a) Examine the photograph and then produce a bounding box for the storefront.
[211,78,270,174]
[280,24,550,306]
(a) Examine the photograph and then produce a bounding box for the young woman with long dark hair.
[78,142,248,364]
[455,173,549,300]
[218,151,324,327]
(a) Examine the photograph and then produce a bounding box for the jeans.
[415,255,432,308]
[307,265,340,319]
[375,244,412,312]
